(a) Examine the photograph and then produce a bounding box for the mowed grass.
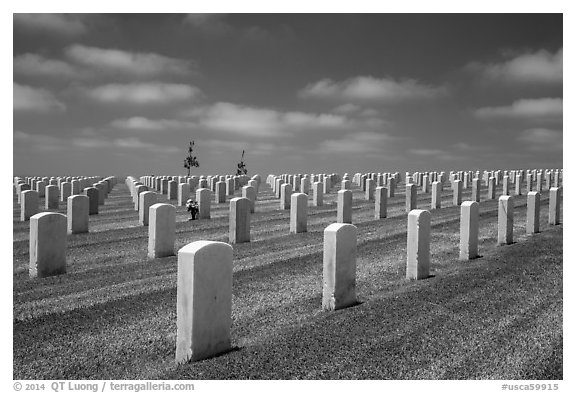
[13,179,562,379]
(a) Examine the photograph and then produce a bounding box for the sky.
[12,13,563,177]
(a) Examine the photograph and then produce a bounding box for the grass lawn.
[13,178,562,379]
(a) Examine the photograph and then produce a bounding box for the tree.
[236,150,248,176]
[183,140,199,176]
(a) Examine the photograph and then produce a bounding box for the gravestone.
[21,190,39,221]
[148,203,176,258]
[280,183,292,210]
[45,185,59,209]
[17,183,31,204]
[387,177,395,198]
[431,181,441,209]
[67,195,89,234]
[29,212,67,278]
[337,189,353,224]
[176,241,232,363]
[139,191,157,226]
[313,182,323,207]
[406,209,430,280]
[406,184,417,213]
[290,193,308,233]
[71,179,80,196]
[453,179,463,206]
[229,197,250,244]
[177,183,189,207]
[242,185,256,213]
[549,187,561,225]
[84,187,99,215]
[459,201,479,260]
[365,179,375,201]
[375,186,388,219]
[168,180,178,201]
[197,188,211,219]
[323,223,357,311]
[526,191,540,234]
[134,185,147,211]
[487,177,496,200]
[216,181,226,204]
[498,196,514,245]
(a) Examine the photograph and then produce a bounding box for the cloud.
[183,14,232,35]
[65,44,195,77]
[300,76,446,103]
[517,128,562,151]
[469,48,562,84]
[110,117,197,131]
[14,14,87,36]
[186,102,363,137]
[86,83,202,105]
[474,98,562,120]
[14,83,65,112]
[409,148,446,156]
[318,132,392,154]
[183,14,272,42]
[14,53,80,78]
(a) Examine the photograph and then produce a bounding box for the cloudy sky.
[13,13,563,177]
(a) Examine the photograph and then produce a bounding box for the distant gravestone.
[168,180,178,201]
[515,175,522,196]
[176,241,232,363]
[406,209,430,280]
[405,184,417,213]
[487,177,496,200]
[178,183,190,206]
[139,191,157,226]
[548,187,561,225]
[290,193,308,233]
[387,177,395,198]
[375,186,387,219]
[71,179,81,196]
[216,181,226,204]
[17,183,31,204]
[21,190,39,222]
[229,197,250,244]
[67,195,89,234]
[323,223,357,311]
[431,181,441,209]
[459,201,479,260]
[84,187,99,215]
[45,185,59,209]
[313,182,323,207]
[341,180,351,190]
[280,183,292,210]
[226,178,235,196]
[365,179,375,201]
[134,185,147,211]
[337,189,353,224]
[94,182,106,205]
[502,176,510,196]
[29,212,67,278]
[242,185,256,213]
[453,179,463,206]
[300,177,310,195]
[197,188,211,219]
[526,191,540,234]
[498,196,514,245]
[148,203,176,258]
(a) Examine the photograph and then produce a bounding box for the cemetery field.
[13,180,562,380]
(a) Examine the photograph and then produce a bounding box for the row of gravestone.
[18,170,563,363]
[174,186,563,363]
[135,174,256,205]
[15,176,117,222]
[21,177,118,278]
